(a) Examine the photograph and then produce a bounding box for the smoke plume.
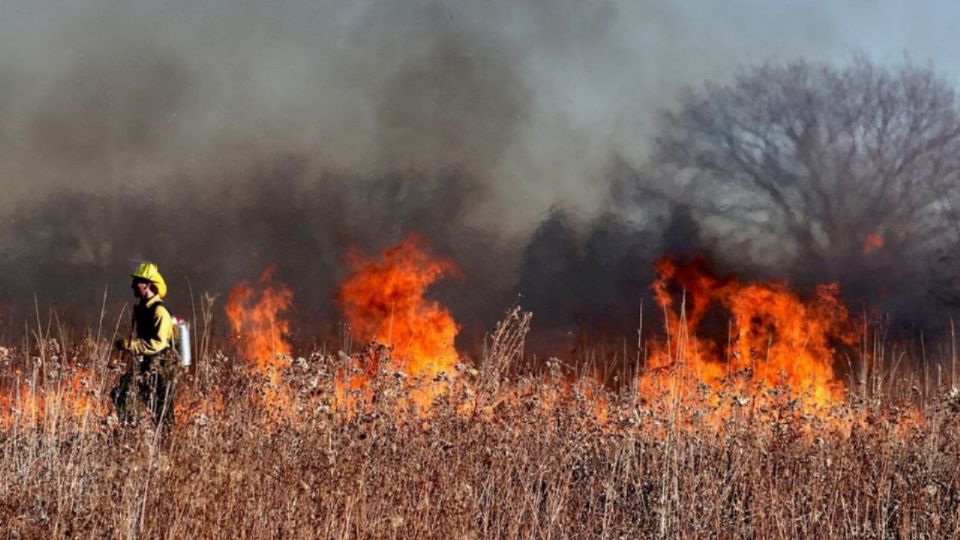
[2,1,959,349]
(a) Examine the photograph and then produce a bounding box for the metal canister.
[173,317,192,367]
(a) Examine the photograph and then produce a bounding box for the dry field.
[1,307,959,540]
[2,244,959,538]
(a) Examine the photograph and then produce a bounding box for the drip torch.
[172,317,192,367]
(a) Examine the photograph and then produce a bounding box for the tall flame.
[336,235,460,408]
[225,266,294,414]
[640,256,855,421]
[225,266,293,372]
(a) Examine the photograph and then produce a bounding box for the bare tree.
[645,58,960,309]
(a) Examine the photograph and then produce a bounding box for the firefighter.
[110,262,177,428]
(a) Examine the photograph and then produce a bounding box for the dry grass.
[1,311,959,539]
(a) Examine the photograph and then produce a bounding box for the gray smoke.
[2,1,959,347]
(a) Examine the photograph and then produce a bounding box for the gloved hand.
[114,339,126,351]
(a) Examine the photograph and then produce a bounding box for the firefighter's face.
[131,279,152,299]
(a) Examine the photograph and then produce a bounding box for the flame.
[225,266,295,414]
[863,233,884,255]
[332,346,382,419]
[174,389,226,427]
[1,368,103,429]
[336,235,460,409]
[640,256,855,425]
[225,266,293,368]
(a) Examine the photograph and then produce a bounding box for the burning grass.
[0,312,959,538]
[3,243,960,537]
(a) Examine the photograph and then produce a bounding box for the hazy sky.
[1,0,958,235]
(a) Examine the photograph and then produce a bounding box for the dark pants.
[111,355,176,428]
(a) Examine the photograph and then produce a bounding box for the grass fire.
[2,235,959,537]
[5,4,960,537]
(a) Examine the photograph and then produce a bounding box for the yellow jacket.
[123,296,173,356]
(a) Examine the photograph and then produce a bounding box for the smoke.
[0,0,542,330]
[2,1,959,345]
[0,0,858,221]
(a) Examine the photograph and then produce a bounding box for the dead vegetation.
[1,310,959,539]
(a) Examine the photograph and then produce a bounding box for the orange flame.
[640,256,855,424]
[225,266,293,371]
[863,233,884,255]
[174,389,226,427]
[336,235,460,409]
[225,266,294,414]
[1,368,103,429]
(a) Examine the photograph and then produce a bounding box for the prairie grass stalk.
[0,307,957,538]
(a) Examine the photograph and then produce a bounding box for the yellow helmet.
[131,262,168,299]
